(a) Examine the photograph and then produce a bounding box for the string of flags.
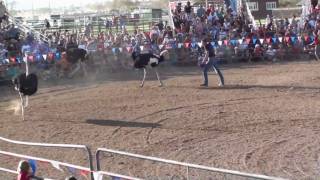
[0,35,317,66]
[5,156,133,180]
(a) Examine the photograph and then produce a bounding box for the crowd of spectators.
[2,1,320,80]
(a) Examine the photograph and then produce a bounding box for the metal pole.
[186,166,190,180]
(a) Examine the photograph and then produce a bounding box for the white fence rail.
[95,148,287,180]
[0,136,95,180]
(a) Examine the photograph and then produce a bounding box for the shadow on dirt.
[86,119,161,128]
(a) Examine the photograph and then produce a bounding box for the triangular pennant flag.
[112,177,121,180]
[80,170,90,177]
[191,42,196,48]
[224,40,228,46]
[259,39,264,44]
[42,54,47,60]
[112,48,116,53]
[211,42,215,47]
[140,46,144,51]
[253,38,257,44]
[298,36,302,42]
[184,42,190,48]
[198,42,202,47]
[291,37,296,43]
[93,172,103,180]
[266,38,271,44]
[159,45,164,49]
[145,32,150,38]
[272,38,277,43]
[279,37,283,42]
[171,43,177,49]
[126,46,132,52]
[23,57,27,63]
[28,160,37,175]
[238,39,243,44]
[67,167,76,175]
[9,57,15,63]
[119,47,123,52]
[51,162,63,172]
[246,38,251,44]
[304,35,309,42]
[177,43,182,48]
[285,37,290,42]
[310,36,315,42]
[218,41,222,46]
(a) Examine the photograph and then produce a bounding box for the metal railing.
[0,150,88,180]
[8,14,49,43]
[0,136,95,180]
[95,148,287,180]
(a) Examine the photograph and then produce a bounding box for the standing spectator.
[0,1,7,28]
[176,2,182,14]
[197,5,205,18]
[184,1,192,15]
[45,19,50,29]
[119,15,126,31]
[206,4,214,16]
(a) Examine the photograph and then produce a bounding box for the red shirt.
[17,172,30,180]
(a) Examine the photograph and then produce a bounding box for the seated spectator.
[17,161,43,180]
[265,45,276,61]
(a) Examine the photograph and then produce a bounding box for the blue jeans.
[203,58,224,86]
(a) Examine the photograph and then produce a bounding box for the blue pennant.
[253,38,257,44]
[272,38,277,43]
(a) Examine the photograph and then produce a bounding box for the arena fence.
[0,136,95,180]
[95,148,287,180]
[0,136,287,180]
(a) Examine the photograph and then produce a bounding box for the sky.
[6,0,111,10]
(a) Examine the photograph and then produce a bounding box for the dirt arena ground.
[1,60,320,180]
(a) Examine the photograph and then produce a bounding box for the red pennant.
[28,55,34,62]
[9,57,15,63]
[126,46,132,52]
[48,53,54,59]
[246,39,251,44]
[266,38,271,44]
[80,170,90,177]
[304,35,309,41]
[184,42,190,48]
[145,32,150,38]
[224,40,228,46]
[285,37,290,42]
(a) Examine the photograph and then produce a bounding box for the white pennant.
[23,57,27,63]
[279,37,283,42]
[260,39,264,44]
[51,162,63,172]
[198,42,202,47]
[218,41,222,46]
[159,45,164,49]
[238,39,243,44]
[93,172,103,180]
[119,48,123,52]
[42,54,47,60]
[140,46,144,51]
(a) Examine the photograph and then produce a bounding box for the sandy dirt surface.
[1,61,320,180]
